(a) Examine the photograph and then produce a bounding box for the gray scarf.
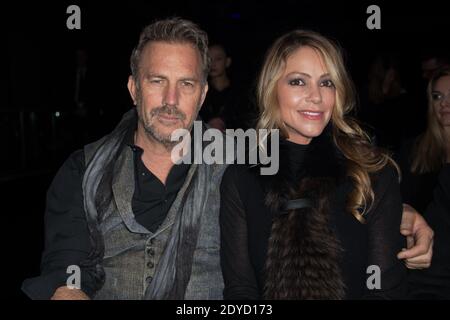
[81,108,210,299]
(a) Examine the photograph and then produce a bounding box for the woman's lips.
[298,110,323,120]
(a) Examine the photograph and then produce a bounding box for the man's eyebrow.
[145,73,166,79]
[179,77,200,82]
[144,73,200,82]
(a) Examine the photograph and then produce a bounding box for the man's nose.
[163,83,179,106]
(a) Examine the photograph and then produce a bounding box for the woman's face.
[432,75,450,127]
[276,46,336,145]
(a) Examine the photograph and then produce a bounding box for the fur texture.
[256,127,347,299]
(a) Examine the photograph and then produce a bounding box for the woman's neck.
[445,127,450,163]
[287,135,311,146]
[210,75,230,92]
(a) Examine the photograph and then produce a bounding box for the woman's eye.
[432,92,442,101]
[321,80,335,88]
[289,79,305,86]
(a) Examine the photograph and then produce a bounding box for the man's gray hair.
[130,17,210,83]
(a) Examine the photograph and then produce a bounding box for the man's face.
[128,41,208,147]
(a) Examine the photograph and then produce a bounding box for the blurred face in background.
[432,75,450,127]
[276,46,336,145]
[422,58,442,81]
[209,45,231,78]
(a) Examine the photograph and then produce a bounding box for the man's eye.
[181,81,194,87]
[289,79,305,86]
[321,80,335,88]
[150,79,163,84]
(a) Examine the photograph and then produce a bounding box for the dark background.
[3,0,449,299]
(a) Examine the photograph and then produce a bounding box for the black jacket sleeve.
[21,150,97,299]
[408,164,450,299]
[364,166,408,299]
[220,165,260,299]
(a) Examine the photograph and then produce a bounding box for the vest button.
[146,276,153,283]
[147,248,155,256]
[147,261,154,269]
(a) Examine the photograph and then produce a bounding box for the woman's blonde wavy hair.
[256,30,398,223]
[411,67,450,174]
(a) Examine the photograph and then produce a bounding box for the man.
[200,43,254,130]
[22,18,432,300]
[200,43,232,130]
[23,17,223,300]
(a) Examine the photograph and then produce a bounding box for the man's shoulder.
[60,135,109,173]
[49,149,85,194]
[83,135,109,165]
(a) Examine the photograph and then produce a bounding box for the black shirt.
[219,140,407,299]
[22,132,190,299]
[200,85,254,130]
[396,138,439,214]
[408,164,450,299]
[396,139,450,298]
[132,144,190,233]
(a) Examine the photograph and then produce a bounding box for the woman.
[219,30,407,299]
[398,67,450,299]
[398,67,450,213]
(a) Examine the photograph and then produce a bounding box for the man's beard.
[138,103,196,150]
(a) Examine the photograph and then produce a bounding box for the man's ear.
[200,82,209,109]
[127,76,138,105]
[226,57,232,68]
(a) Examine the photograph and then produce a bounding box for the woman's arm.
[364,166,408,299]
[219,165,260,299]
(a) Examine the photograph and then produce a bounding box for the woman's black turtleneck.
[219,138,407,300]
[282,139,308,175]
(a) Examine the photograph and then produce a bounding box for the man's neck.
[134,127,176,185]
[210,75,230,92]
